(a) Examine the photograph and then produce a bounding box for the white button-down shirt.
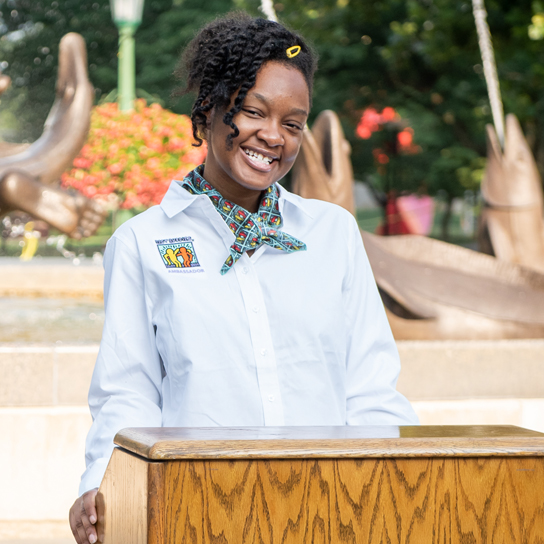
[80,180,418,495]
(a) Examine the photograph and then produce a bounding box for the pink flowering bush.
[62,99,207,210]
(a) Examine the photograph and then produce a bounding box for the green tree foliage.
[136,0,234,114]
[1,0,543,206]
[0,0,232,141]
[0,0,117,141]
[375,0,544,198]
[238,0,544,202]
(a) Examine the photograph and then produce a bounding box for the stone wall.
[1,340,543,540]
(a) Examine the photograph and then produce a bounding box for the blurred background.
[1,0,544,542]
[2,0,544,253]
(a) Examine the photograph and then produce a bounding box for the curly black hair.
[174,12,318,147]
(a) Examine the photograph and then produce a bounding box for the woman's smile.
[240,146,279,171]
[203,61,310,212]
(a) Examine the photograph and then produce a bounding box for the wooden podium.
[97,425,544,543]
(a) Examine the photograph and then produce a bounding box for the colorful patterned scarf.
[180,165,307,275]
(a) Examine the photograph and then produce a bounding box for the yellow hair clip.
[286,45,301,59]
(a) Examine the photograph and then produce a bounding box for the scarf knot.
[180,165,307,274]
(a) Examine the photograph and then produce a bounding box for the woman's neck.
[202,163,264,213]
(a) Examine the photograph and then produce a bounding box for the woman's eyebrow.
[290,107,309,117]
[248,92,308,117]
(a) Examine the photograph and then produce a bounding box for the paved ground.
[0,257,103,299]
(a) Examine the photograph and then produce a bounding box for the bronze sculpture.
[0,33,105,240]
[479,114,544,273]
[471,0,544,273]
[292,110,544,340]
[292,110,355,215]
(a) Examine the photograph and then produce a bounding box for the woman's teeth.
[244,149,273,165]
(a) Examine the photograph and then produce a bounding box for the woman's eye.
[243,109,260,116]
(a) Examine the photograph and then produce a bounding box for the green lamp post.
[110,0,145,112]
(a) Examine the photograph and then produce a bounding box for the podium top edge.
[113,425,544,460]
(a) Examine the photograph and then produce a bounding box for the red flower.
[107,163,123,175]
[373,148,390,164]
[398,128,413,148]
[146,157,161,170]
[356,124,372,140]
[167,137,187,152]
[356,108,421,162]
[381,107,397,122]
[73,157,92,169]
[355,106,401,140]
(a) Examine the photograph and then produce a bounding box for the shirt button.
[242,267,248,274]
[268,395,275,402]
[252,306,259,313]
[260,348,267,356]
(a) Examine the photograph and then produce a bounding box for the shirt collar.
[159,177,204,218]
[160,167,314,220]
[276,183,314,219]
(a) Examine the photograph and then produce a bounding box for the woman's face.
[203,61,310,209]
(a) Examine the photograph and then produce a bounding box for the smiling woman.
[203,62,310,209]
[69,12,419,544]
[177,12,316,211]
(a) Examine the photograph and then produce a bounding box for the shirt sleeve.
[343,214,419,426]
[79,233,163,495]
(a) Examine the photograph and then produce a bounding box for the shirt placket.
[234,253,285,426]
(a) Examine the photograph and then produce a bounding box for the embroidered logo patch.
[156,237,201,271]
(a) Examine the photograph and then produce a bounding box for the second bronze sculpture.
[292,110,544,340]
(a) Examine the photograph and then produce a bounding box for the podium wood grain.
[97,426,544,543]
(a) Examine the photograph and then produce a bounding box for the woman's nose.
[257,120,284,147]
